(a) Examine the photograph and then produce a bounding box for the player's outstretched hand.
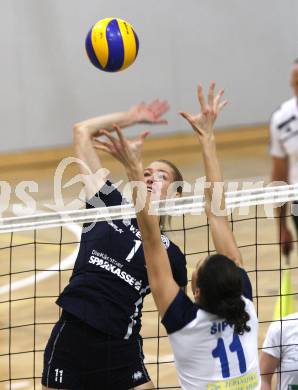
[129,100,170,125]
[92,125,149,172]
[180,82,227,143]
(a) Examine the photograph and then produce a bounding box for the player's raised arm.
[180,82,243,266]
[93,125,180,317]
[73,100,170,198]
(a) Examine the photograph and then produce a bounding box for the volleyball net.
[1,183,298,390]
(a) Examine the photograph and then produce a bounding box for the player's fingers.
[93,139,112,148]
[101,129,117,141]
[112,124,127,147]
[208,81,216,106]
[179,111,193,123]
[148,99,159,111]
[214,88,225,110]
[197,84,207,112]
[93,145,110,153]
[154,119,168,124]
[93,129,103,137]
[94,127,114,137]
[154,102,170,117]
[93,140,114,155]
[138,130,151,142]
[101,129,120,151]
[218,100,228,112]
[156,100,170,111]
[180,112,203,135]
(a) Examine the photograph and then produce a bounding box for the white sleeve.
[262,321,282,359]
[269,114,286,158]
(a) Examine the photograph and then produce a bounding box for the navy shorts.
[42,311,151,389]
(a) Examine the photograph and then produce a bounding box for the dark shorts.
[42,311,151,389]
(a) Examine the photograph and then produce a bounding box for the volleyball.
[85,18,139,72]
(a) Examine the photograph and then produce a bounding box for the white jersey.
[162,269,260,390]
[270,97,298,184]
[262,313,298,389]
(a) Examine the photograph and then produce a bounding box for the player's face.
[143,161,179,201]
[290,64,298,97]
[191,257,207,303]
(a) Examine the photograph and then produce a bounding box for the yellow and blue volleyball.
[85,18,139,72]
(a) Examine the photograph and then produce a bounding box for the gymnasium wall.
[1,0,297,153]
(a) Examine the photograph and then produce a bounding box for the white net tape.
[1,183,298,233]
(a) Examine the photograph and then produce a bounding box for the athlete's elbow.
[73,124,90,146]
[73,122,89,137]
[73,121,82,132]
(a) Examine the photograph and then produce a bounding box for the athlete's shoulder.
[164,236,187,287]
[166,235,184,256]
[271,97,297,124]
[269,312,298,335]
[162,289,199,334]
[284,312,298,321]
[86,180,122,209]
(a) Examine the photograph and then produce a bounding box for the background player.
[96,82,260,389]
[270,59,298,255]
[260,312,298,389]
[42,100,187,390]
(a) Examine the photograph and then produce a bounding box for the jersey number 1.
[212,333,246,378]
[126,240,142,262]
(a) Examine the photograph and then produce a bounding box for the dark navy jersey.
[57,181,187,339]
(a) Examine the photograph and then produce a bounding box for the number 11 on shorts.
[54,368,63,383]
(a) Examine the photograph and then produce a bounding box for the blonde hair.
[156,159,184,231]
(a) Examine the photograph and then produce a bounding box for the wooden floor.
[0,127,297,389]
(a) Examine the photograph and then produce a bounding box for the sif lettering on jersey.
[210,320,233,335]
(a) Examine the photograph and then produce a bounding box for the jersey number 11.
[212,333,246,378]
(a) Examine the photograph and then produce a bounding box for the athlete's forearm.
[199,134,243,265]
[126,165,161,242]
[200,135,226,216]
[260,380,272,390]
[74,111,136,137]
[126,165,178,317]
[72,111,137,181]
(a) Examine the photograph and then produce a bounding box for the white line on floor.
[145,354,174,363]
[5,381,31,389]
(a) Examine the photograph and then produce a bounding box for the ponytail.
[216,296,251,335]
[197,254,251,335]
